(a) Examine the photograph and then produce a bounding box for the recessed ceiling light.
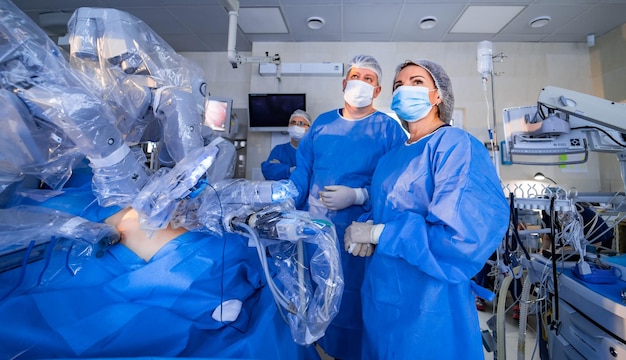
[307,16,325,30]
[419,16,438,30]
[529,16,551,29]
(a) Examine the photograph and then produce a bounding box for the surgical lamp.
[534,172,557,184]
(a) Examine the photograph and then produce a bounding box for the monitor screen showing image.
[203,96,233,133]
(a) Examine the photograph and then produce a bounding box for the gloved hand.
[319,185,368,210]
[344,221,385,257]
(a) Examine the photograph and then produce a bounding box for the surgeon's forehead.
[347,67,379,82]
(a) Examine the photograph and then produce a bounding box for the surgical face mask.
[288,125,307,140]
[391,86,435,122]
[343,80,375,108]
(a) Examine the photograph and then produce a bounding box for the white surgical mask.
[391,86,435,122]
[343,80,375,108]
[288,125,307,140]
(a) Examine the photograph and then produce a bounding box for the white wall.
[183,41,608,192]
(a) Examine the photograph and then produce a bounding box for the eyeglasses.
[289,120,310,127]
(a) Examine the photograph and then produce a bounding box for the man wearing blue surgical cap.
[289,54,407,360]
[261,109,312,180]
[344,59,509,359]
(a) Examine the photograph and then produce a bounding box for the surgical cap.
[393,59,455,124]
[347,54,383,85]
[290,109,312,125]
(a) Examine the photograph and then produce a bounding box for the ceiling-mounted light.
[529,16,551,29]
[419,16,438,30]
[306,16,325,30]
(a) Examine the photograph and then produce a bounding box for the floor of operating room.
[315,296,541,360]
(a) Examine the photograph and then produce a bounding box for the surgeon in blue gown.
[289,55,407,360]
[0,169,299,359]
[344,59,509,359]
[262,109,312,181]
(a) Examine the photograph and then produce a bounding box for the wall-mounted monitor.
[203,96,235,138]
[248,93,306,132]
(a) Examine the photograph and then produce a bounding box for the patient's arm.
[105,207,187,262]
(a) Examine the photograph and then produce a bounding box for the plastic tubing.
[517,275,532,360]
[497,275,514,359]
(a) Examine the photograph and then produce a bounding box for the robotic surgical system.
[0,2,343,357]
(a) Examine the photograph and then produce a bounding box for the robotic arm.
[67,7,205,168]
[0,0,149,207]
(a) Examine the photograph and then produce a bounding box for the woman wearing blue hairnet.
[344,59,510,359]
[289,54,407,360]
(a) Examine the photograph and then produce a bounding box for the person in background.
[261,109,312,180]
[343,59,509,359]
[289,54,407,360]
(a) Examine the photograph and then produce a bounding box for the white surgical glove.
[344,221,385,257]
[319,185,368,210]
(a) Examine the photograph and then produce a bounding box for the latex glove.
[319,185,368,210]
[344,221,385,257]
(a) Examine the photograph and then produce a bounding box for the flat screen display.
[248,93,306,132]
[204,96,232,133]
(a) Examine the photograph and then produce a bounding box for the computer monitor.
[203,96,233,134]
[248,93,306,132]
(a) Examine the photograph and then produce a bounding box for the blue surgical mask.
[343,80,375,108]
[391,86,435,122]
[288,125,307,140]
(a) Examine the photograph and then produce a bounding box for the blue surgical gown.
[289,109,407,360]
[362,126,509,359]
[1,166,304,359]
[261,142,297,180]
[0,230,300,359]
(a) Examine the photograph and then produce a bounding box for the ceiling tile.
[238,7,288,33]
[343,4,402,36]
[451,6,525,33]
[392,4,467,42]
[10,0,626,52]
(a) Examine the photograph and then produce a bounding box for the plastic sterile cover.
[132,144,220,230]
[67,7,206,160]
[0,0,150,204]
[224,200,344,345]
[263,210,344,345]
[0,205,120,285]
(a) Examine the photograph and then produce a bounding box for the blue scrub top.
[261,142,297,180]
[289,108,407,360]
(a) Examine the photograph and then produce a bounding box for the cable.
[517,274,532,360]
[497,274,513,359]
[236,222,296,314]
